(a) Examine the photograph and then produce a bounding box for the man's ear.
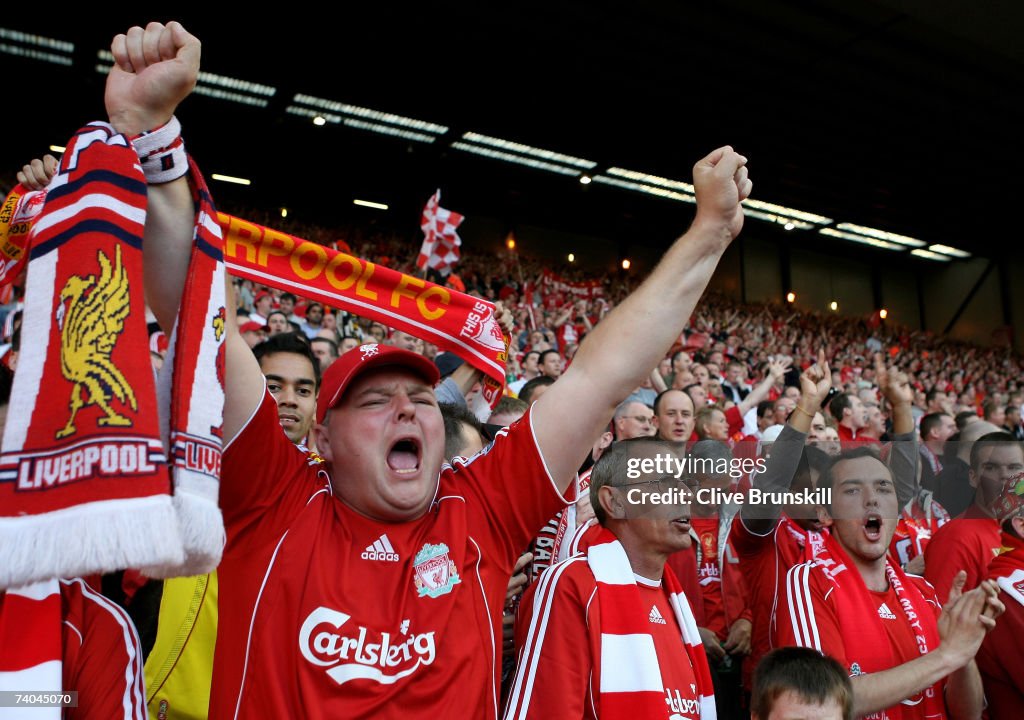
[599,486,625,520]
[313,423,332,463]
[816,504,833,528]
[968,467,979,489]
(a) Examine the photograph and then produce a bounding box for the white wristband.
[132,116,188,184]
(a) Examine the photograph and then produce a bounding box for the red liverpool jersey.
[210,390,573,718]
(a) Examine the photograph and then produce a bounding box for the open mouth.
[863,514,882,542]
[671,517,691,531]
[387,437,422,475]
[278,413,299,426]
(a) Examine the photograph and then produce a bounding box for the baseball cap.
[239,320,266,334]
[992,471,1024,522]
[433,351,464,378]
[316,343,440,425]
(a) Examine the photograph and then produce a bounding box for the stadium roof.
[3,1,1021,262]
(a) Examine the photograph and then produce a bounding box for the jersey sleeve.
[62,579,147,720]
[451,406,578,570]
[773,562,848,667]
[722,542,752,627]
[220,386,324,540]
[505,559,595,720]
[729,515,773,559]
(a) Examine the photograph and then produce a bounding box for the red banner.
[541,269,604,299]
[218,214,507,406]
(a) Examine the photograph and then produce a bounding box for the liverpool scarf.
[0,122,224,588]
[219,214,508,407]
[780,515,828,563]
[587,526,716,719]
[807,535,945,720]
[0,184,46,289]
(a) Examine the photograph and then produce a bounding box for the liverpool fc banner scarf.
[218,215,508,406]
[0,123,225,589]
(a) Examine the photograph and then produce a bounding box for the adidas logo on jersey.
[649,605,667,624]
[877,602,897,620]
[361,534,399,562]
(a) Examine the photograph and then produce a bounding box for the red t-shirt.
[923,505,1001,603]
[774,562,944,720]
[508,559,702,719]
[211,390,573,718]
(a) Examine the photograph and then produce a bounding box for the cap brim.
[316,349,441,425]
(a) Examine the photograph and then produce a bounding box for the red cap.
[239,320,266,334]
[316,343,440,425]
[254,290,271,304]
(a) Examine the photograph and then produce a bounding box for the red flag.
[417,189,464,276]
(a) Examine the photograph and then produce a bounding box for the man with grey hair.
[507,439,715,719]
[612,399,656,440]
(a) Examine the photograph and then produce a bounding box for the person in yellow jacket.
[145,573,218,719]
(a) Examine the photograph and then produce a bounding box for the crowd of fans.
[206,206,1024,435]
[3,19,1024,720]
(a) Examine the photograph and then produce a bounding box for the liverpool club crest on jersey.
[413,542,461,598]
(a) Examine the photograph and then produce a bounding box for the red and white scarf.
[219,214,509,407]
[795,535,944,720]
[780,515,828,563]
[587,526,716,719]
[552,469,591,564]
[0,580,62,719]
[0,123,224,588]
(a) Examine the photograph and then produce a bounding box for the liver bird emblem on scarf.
[55,245,137,439]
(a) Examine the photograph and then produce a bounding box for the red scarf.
[0,123,225,588]
[814,536,944,720]
[219,215,508,407]
[780,515,828,563]
[0,184,45,288]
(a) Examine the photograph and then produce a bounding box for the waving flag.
[417,189,464,276]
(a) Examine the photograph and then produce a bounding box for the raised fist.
[692,146,752,240]
[105,21,200,136]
